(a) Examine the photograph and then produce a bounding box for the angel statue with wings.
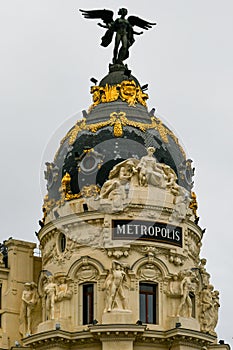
[80,8,156,65]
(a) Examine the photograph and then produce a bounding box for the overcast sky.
[0,0,232,346]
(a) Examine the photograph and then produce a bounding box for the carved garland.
[59,113,186,158]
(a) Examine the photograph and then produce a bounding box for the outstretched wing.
[128,15,156,30]
[79,9,114,25]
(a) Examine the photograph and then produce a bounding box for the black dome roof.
[44,67,194,202]
[99,64,140,87]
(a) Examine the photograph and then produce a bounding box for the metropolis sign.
[112,220,183,247]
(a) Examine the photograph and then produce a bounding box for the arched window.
[139,282,158,324]
[82,283,94,325]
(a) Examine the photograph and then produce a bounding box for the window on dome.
[139,282,158,324]
[83,283,94,325]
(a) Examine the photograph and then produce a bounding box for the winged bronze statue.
[80,8,156,65]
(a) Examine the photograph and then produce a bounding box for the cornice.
[23,324,217,348]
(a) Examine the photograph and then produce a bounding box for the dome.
[43,66,194,205]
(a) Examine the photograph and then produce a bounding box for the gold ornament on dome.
[59,172,81,203]
[89,80,148,110]
[61,172,71,193]
[189,191,198,218]
[59,113,185,158]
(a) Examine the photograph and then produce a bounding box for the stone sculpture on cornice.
[19,282,39,337]
[177,270,198,318]
[99,147,187,205]
[199,284,220,334]
[136,146,167,187]
[44,275,57,320]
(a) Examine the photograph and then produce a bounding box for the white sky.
[0,0,232,346]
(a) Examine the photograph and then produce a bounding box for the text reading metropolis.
[112,220,183,247]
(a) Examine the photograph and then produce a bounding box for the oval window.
[58,233,66,253]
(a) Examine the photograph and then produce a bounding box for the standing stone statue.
[19,282,38,336]
[211,290,220,333]
[80,8,156,65]
[199,285,220,334]
[104,260,129,312]
[177,270,196,318]
[198,258,210,287]
[44,275,57,320]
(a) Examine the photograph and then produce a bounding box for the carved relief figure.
[99,148,188,212]
[109,158,138,186]
[54,276,73,319]
[104,260,129,312]
[167,274,180,317]
[177,270,196,318]
[19,282,39,336]
[44,275,57,320]
[170,186,191,221]
[136,147,166,188]
[211,290,220,332]
[55,276,73,302]
[163,165,179,195]
[101,178,125,211]
[100,159,138,210]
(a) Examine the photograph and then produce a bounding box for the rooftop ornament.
[80,8,156,66]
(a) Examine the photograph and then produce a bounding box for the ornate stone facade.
[0,144,229,350]
[0,18,230,350]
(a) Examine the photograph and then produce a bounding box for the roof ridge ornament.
[79,8,156,66]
